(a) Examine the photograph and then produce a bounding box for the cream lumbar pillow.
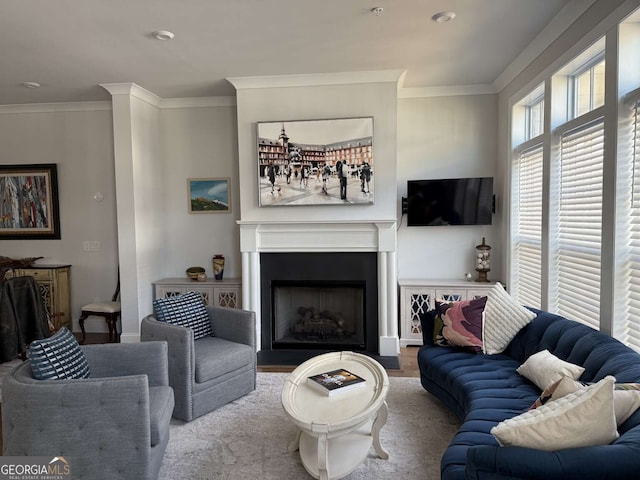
[491,376,618,451]
[532,376,640,426]
[516,349,585,390]
[482,282,536,355]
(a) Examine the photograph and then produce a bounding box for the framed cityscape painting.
[0,163,61,239]
[187,177,231,213]
[257,117,374,207]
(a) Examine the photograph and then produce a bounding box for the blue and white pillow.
[153,291,213,340]
[28,327,91,380]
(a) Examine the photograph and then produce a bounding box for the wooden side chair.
[79,274,121,343]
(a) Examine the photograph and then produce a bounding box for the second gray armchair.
[141,305,256,422]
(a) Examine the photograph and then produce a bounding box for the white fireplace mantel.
[237,219,399,356]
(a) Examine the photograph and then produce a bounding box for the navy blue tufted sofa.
[417,308,640,480]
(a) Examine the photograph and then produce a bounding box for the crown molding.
[398,84,497,98]
[159,96,236,109]
[397,71,408,94]
[0,85,497,113]
[1,80,502,113]
[100,83,162,107]
[0,95,235,113]
[0,101,112,114]
[99,82,136,96]
[99,83,237,108]
[227,70,407,90]
[493,0,598,92]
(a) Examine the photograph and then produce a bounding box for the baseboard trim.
[119,333,140,343]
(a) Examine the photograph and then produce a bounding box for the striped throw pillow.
[153,291,213,340]
[28,327,91,380]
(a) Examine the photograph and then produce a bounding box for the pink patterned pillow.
[433,296,488,353]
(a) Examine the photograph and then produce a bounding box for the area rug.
[158,373,459,480]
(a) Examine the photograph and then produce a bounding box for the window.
[526,43,606,330]
[508,9,640,345]
[617,91,640,350]
[526,97,545,140]
[551,118,604,330]
[512,83,545,146]
[571,57,605,118]
[511,83,545,308]
[511,143,543,308]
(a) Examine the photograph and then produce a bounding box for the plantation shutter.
[512,143,543,308]
[620,96,640,351]
[553,118,604,329]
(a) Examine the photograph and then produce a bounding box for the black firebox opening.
[271,280,366,350]
[259,252,378,364]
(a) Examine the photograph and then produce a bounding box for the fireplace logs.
[291,306,352,340]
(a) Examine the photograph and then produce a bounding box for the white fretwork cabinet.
[399,279,496,347]
[153,277,241,309]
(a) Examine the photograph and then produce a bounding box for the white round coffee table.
[281,351,390,480]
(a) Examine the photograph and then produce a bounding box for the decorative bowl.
[186,266,206,281]
[0,256,44,268]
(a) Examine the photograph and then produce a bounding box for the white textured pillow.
[612,384,640,425]
[491,376,618,451]
[534,376,640,426]
[516,349,585,390]
[482,282,536,354]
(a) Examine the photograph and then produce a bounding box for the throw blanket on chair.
[0,275,50,362]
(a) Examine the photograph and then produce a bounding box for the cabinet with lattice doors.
[153,277,241,309]
[399,280,496,347]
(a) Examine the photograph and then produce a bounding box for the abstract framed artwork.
[0,164,61,239]
[257,117,374,207]
[187,177,231,214]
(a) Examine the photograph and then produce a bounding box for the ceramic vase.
[213,255,225,280]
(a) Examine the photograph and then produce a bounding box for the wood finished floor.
[258,346,421,377]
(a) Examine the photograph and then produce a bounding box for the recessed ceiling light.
[152,30,175,40]
[22,82,41,89]
[432,11,456,23]
[371,7,383,16]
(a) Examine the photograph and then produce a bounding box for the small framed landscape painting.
[0,163,61,239]
[257,117,374,207]
[187,177,231,214]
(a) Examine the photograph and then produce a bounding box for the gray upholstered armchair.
[141,305,256,422]
[1,341,174,480]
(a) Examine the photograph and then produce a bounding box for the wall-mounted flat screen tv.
[406,177,493,226]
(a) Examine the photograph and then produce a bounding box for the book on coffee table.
[307,368,367,396]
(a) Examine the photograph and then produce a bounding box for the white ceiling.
[0,0,588,105]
